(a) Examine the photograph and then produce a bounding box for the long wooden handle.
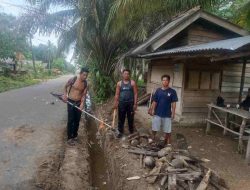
[149,89,154,108]
[112,109,117,129]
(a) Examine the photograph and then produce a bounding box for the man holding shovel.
[63,68,89,145]
[114,69,138,138]
[148,75,178,146]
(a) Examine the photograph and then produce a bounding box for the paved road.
[0,75,71,189]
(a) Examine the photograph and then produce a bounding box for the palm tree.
[22,0,220,100]
[22,0,125,100]
[234,0,250,30]
[107,0,221,42]
[210,0,250,30]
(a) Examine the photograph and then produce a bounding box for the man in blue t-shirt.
[148,74,178,146]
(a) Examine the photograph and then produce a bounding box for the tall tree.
[211,0,250,30]
[232,0,250,30]
[107,0,221,42]
[22,0,126,100]
[22,0,220,100]
[0,13,29,59]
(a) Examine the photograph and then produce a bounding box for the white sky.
[0,0,73,62]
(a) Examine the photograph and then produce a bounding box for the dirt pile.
[59,123,91,190]
[34,122,90,190]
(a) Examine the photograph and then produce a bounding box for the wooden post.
[196,169,211,190]
[246,136,250,164]
[223,113,229,136]
[111,109,117,129]
[168,174,177,190]
[239,59,246,103]
[238,118,246,153]
[206,106,212,134]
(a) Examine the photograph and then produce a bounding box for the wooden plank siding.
[181,61,250,124]
[187,23,227,45]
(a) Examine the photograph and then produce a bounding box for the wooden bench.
[206,103,250,163]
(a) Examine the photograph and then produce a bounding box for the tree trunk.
[29,36,36,74]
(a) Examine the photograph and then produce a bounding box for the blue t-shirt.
[153,88,178,118]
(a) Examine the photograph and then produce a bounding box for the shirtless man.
[63,68,89,145]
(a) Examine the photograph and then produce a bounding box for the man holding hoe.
[114,69,138,138]
[148,74,178,146]
[63,68,89,145]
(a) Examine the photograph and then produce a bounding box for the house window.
[186,70,220,90]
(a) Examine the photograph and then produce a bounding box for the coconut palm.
[107,0,221,42]
[233,0,250,30]
[22,0,220,100]
[22,0,125,100]
[211,0,250,30]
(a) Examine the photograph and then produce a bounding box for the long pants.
[67,99,82,139]
[118,101,134,134]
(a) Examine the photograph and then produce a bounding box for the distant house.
[127,7,250,124]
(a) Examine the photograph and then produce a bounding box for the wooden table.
[206,103,250,162]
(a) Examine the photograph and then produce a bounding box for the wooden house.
[128,7,250,124]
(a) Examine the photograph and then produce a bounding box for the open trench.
[84,93,114,190]
[35,95,121,190]
[85,117,110,190]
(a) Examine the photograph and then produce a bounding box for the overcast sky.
[0,0,73,62]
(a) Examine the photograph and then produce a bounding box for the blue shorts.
[152,115,172,133]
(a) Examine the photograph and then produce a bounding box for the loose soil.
[33,121,91,190]
[97,101,250,190]
[23,99,250,190]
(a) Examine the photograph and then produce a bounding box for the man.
[63,68,89,145]
[114,69,138,138]
[148,75,178,146]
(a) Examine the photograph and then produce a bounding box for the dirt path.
[0,75,71,189]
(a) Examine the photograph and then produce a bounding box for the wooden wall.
[187,24,226,45]
[181,59,250,124]
[181,59,220,123]
[221,62,250,95]
[146,58,250,124]
[186,19,241,45]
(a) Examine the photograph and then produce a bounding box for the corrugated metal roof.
[128,7,249,56]
[139,35,250,58]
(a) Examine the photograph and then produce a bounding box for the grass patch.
[0,71,62,93]
[0,75,40,93]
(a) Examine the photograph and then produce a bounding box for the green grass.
[0,71,63,93]
[0,75,40,93]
